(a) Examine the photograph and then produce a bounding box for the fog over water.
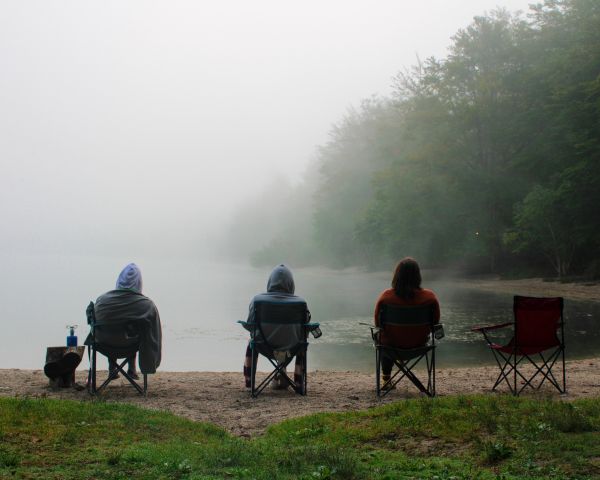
[1,0,562,371]
[1,0,534,258]
[2,252,600,371]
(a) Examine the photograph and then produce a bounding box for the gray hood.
[266,265,295,294]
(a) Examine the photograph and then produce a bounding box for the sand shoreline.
[452,276,600,302]
[2,358,599,437]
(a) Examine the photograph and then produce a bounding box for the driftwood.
[44,346,85,388]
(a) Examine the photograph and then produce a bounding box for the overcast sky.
[0,0,534,257]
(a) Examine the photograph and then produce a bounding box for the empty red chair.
[472,296,565,396]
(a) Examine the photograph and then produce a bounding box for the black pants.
[109,354,137,373]
[380,350,395,376]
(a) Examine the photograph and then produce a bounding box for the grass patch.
[1,395,599,478]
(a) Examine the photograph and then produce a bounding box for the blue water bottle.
[66,325,78,347]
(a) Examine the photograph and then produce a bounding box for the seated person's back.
[243,264,309,389]
[374,257,440,347]
[89,263,162,375]
[248,265,308,351]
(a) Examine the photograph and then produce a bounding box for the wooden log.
[44,346,85,388]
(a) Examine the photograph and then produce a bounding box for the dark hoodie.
[245,265,308,350]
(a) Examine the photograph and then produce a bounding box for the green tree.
[507,185,577,277]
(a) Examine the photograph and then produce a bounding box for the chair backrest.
[87,301,140,351]
[254,300,308,352]
[513,295,563,349]
[378,303,435,349]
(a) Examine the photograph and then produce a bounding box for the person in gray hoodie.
[243,264,308,390]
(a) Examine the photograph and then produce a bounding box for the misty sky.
[0,0,533,257]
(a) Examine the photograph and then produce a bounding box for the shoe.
[381,377,396,391]
[108,360,120,379]
[127,370,140,380]
[271,374,289,390]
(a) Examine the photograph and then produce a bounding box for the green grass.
[1,395,600,479]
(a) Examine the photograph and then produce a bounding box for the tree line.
[236,0,600,278]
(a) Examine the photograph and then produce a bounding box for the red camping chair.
[472,296,565,396]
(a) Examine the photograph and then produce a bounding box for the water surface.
[1,253,598,372]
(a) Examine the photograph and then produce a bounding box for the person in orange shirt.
[374,257,441,386]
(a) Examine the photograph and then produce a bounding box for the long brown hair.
[392,257,422,300]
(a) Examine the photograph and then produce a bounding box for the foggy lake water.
[1,252,599,373]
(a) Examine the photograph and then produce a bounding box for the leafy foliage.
[250,0,600,277]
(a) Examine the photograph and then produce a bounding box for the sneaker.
[271,374,289,390]
[381,377,396,391]
[127,370,140,380]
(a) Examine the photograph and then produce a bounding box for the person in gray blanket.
[87,263,162,379]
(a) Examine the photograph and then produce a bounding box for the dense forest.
[231,0,600,278]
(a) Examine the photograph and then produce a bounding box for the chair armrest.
[471,322,512,333]
[359,322,381,332]
[359,322,381,343]
[237,320,253,332]
[306,322,320,330]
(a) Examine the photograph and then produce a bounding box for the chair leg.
[562,346,567,394]
[302,350,308,396]
[250,347,258,398]
[375,348,381,398]
[253,355,294,397]
[401,358,430,396]
[490,350,516,395]
[91,347,97,394]
[381,354,430,398]
[522,350,564,395]
[513,352,518,396]
[93,357,147,396]
[121,367,145,396]
[250,345,309,397]
[431,349,436,397]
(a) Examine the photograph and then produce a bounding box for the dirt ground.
[2,358,599,437]
[454,277,600,302]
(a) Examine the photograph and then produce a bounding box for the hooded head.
[266,264,295,294]
[116,263,143,293]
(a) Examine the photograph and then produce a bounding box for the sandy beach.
[454,277,600,302]
[2,358,599,437]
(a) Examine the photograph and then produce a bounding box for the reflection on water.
[0,253,598,372]
[307,279,600,371]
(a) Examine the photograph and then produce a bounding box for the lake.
[1,253,599,372]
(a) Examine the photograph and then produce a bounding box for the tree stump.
[44,346,85,388]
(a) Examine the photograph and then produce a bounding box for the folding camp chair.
[472,295,565,396]
[86,302,148,396]
[238,300,320,398]
[368,303,442,398]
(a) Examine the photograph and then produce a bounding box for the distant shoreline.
[452,276,600,303]
[310,267,600,303]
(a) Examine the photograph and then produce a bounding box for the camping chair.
[367,303,442,398]
[238,300,321,398]
[472,295,565,396]
[85,302,148,396]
